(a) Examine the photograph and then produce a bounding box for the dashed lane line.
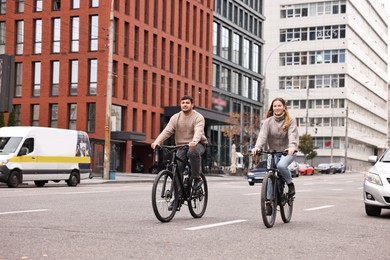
[304,205,334,211]
[0,209,50,215]
[184,219,248,231]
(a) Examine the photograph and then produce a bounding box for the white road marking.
[0,209,50,215]
[185,219,248,231]
[243,193,260,196]
[304,205,334,211]
[62,190,112,195]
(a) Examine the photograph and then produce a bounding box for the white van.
[0,126,92,188]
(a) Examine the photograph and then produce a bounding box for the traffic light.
[0,54,15,113]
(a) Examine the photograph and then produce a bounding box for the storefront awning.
[164,106,230,125]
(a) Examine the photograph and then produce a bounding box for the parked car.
[331,162,346,173]
[298,163,314,175]
[364,149,390,216]
[289,161,299,177]
[315,163,336,174]
[247,160,267,185]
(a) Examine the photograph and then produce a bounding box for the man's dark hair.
[181,95,193,103]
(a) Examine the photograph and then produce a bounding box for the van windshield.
[0,137,22,154]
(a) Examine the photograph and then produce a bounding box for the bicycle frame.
[159,145,192,202]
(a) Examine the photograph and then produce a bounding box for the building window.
[15,63,23,97]
[232,33,240,64]
[123,64,128,100]
[111,105,122,131]
[72,0,80,9]
[32,104,40,126]
[33,62,41,97]
[144,30,149,64]
[0,0,6,14]
[35,0,42,12]
[52,18,61,53]
[124,22,129,57]
[0,22,5,54]
[212,22,218,55]
[52,0,60,11]
[242,39,250,69]
[70,60,78,96]
[71,17,79,52]
[88,59,97,95]
[34,19,42,54]
[134,26,139,60]
[13,105,21,125]
[16,0,24,13]
[252,80,259,101]
[221,27,230,60]
[133,67,138,102]
[50,104,58,128]
[51,61,60,96]
[220,67,229,91]
[89,15,99,51]
[16,21,24,55]
[142,70,147,104]
[87,103,96,132]
[68,103,77,130]
[232,72,239,94]
[91,0,99,8]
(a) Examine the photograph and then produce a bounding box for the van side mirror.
[19,147,29,156]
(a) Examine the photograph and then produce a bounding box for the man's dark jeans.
[176,143,206,179]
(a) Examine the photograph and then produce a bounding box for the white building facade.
[264,0,388,170]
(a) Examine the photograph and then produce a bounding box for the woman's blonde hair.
[266,97,292,131]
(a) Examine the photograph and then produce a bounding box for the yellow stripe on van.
[8,156,91,163]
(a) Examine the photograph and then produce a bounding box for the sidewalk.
[84,172,244,185]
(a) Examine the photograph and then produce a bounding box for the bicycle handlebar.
[155,144,189,151]
[254,150,297,157]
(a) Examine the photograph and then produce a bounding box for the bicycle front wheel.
[279,182,294,223]
[151,170,178,222]
[261,172,277,228]
[188,174,208,218]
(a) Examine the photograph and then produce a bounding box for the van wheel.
[7,171,20,188]
[67,172,79,187]
[34,181,46,187]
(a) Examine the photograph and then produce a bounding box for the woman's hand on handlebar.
[151,143,160,150]
[286,147,295,156]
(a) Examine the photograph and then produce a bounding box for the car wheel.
[249,182,254,186]
[365,204,381,216]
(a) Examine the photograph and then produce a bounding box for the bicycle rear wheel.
[151,170,178,222]
[279,182,294,223]
[188,174,208,218]
[261,172,277,228]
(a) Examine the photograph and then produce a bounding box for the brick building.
[0,0,227,174]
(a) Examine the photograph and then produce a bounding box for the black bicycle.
[256,150,294,228]
[151,145,208,223]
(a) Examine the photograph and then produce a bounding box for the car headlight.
[247,172,254,176]
[365,172,383,186]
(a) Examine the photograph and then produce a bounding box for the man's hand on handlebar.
[251,147,260,156]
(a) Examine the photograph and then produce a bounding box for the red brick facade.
[2,0,214,173]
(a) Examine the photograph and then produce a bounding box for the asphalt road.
[0,172,389,260]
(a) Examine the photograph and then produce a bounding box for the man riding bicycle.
[151,95,208,195]
[251,97,299,197]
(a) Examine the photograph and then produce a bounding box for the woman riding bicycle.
[251,97,299,197]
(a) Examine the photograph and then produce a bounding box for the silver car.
[363,148,390,216]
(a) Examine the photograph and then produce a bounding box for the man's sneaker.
[193,178,203,191]
[265,202,272,216]
[287,183,295,197]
